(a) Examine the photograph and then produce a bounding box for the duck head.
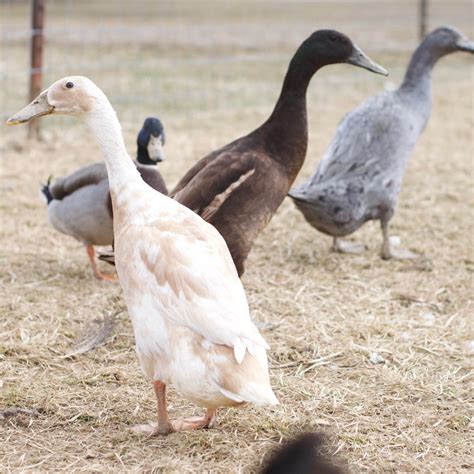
[296,29,388,76]
[7,76,105,125]
[137,117,166,165]
[423,26,474,56]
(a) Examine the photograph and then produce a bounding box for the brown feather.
[137,164,168,195]
[171,142,297,276]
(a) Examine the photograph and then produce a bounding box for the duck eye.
[65,82,74,89]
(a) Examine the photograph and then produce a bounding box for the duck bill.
[147,135,166,162]
[456,37,474,53]
[346,45,388,76]
[6,90,54,125]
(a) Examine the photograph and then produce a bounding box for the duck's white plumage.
[7,76,277,423]
[114,183,276,407]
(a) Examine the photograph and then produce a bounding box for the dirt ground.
[1,1,473,472]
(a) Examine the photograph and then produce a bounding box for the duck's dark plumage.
[171,30,386,275]
[289,26,474,259]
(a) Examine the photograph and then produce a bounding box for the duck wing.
[116,215,268,363]
[170,150,220,197]
[170,151,258,221]
[312,92,409,185]
[137,164,168,195]
[49,162,108,200]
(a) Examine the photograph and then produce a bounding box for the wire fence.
[1,0,473,128]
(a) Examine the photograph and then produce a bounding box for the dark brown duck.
[171,30,387,276]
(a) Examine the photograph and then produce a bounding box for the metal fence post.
[419,0,428,40]
[29,0,45,139]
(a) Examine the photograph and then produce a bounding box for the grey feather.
[47,175,114,246]
[48,162,108,201]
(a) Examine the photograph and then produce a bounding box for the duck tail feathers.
[220,383,279,406]
[238,382,279,406]
[40,176,53,205]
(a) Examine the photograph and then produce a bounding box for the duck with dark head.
[137,117,166,165]
[289,26,474,260]
[171,29,387,276]
[38,116,168,281]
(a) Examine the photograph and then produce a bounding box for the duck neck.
[136,145,155,165]
[260,53,318,177]
[399,38,441,96]
[83,102,142,194]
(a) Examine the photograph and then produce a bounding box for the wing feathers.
[200,168,256,221]
[50,162,108,200]
[124,220,268,360]
[172,152,257,218]
[233,339,246,364]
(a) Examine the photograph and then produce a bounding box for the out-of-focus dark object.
[261,432,346,474]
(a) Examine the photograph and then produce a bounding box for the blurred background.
[1,0,472,130]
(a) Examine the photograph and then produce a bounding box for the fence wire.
[1,0,473,127]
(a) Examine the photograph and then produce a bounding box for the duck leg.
[332,237,366,254]
[132,381,216,436]
[85,245,117,281]
[153,381,175,435]
[380,219,418,260]
[172,407,217,431]
[132,381,175,435]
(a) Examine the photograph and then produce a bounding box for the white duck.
[7,76,278,435]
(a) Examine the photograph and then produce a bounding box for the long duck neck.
[83,101,142,195]
[260,52,320,178]
[399,36,443,98]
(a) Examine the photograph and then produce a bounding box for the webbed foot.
[172,411,216,431]
[381,246,419,260]
[131,421,175,436]
[333,237,366,254]
[132,409,216,436]
[85,245,117,282]
[381,235,419,260]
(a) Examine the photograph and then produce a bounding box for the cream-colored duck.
[42,117,167,281]
[8,77,278,434]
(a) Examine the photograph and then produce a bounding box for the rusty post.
[419,0,428,41]
[28,0,45,139]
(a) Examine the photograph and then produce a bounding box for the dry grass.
[1,1,473,472]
